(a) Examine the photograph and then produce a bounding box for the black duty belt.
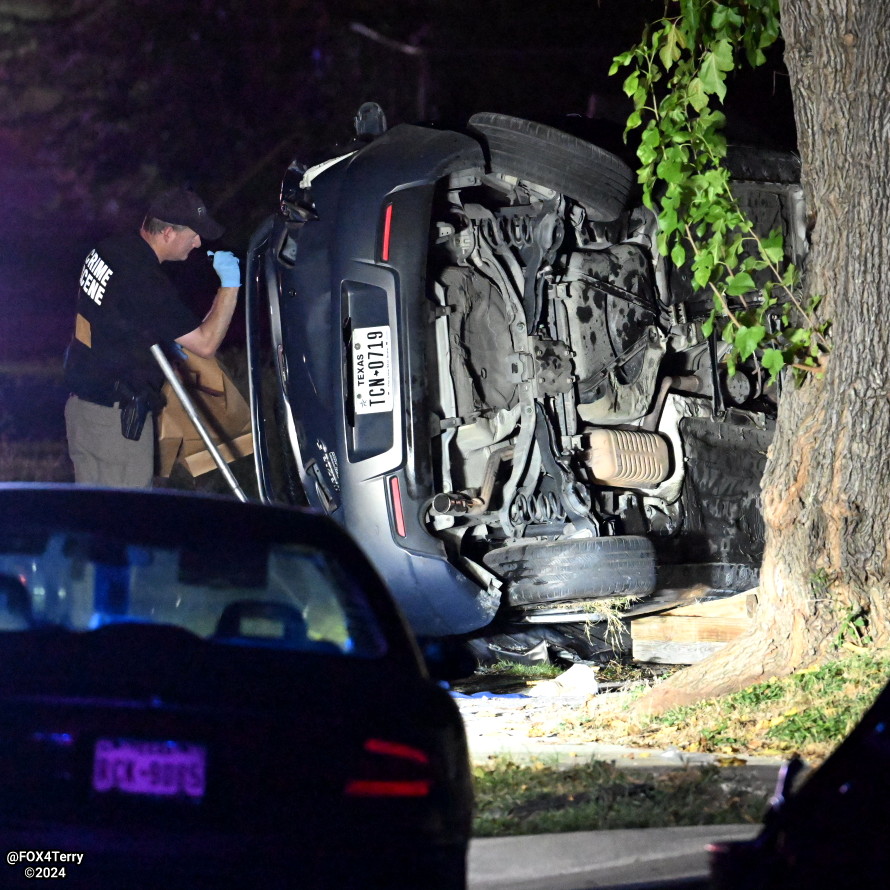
[70,391,121,408]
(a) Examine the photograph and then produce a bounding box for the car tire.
[483,535,656,606]
[467,112,635,221]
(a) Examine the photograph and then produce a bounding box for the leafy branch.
[610,0,829,382]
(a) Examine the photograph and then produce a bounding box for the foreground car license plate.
[352,325,393,414]
[92,739,206,799]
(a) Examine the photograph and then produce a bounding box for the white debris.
[526,663,600,697]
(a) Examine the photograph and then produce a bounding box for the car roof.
[0,483,417,651]
[0,483,336,544]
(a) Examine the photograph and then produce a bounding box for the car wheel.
[467,112,635,221]
[483,536,656,606]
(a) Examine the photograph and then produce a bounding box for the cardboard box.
[157,349,254,478]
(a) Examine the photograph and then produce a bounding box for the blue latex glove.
[208,250,240,288]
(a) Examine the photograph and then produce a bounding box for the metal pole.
[150,344,249,502]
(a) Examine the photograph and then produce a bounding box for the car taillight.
[344,737,433,798]
[388,475,407,537]
[381,203,393,262]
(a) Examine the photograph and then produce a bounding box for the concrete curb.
[468,736,788,771]
[468,824,760,890]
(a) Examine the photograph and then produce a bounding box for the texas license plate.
[92,739,206,799]
[352,325,393,415]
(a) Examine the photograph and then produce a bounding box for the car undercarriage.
[247,111,805,646]
[423,115,798,619]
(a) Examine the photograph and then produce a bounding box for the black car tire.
[484,535,657,606]
[468,112,635,221]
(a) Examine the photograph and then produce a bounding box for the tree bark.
[638,0,890,713]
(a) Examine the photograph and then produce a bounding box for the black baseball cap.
[146,188,224,240]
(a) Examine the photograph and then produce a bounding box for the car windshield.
[0,530,386,657]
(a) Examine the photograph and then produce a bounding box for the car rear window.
[0,533,387,657]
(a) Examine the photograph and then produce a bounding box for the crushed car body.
[246,110,806,640]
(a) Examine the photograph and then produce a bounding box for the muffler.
[581,428,670,488]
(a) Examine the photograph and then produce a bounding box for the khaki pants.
[65,395,154,488]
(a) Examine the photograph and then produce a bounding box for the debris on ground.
[524,663,601,697]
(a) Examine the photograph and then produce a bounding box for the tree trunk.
[639,0,890,713]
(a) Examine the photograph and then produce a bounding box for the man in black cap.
[63,187,241,488]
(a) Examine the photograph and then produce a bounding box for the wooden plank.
[632,639,727,664]
[661,591,757,619]
[628,590,756,664]
[631,614,749,644]
[622,584,715,618]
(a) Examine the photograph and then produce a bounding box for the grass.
[469,651,890,836]
[476,662,565,683]
[473,758,770,837]
[564,651,890,762]
[458,659,675,690]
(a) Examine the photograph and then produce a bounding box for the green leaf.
[641,124,661,147]
[762,348,785,380]
[722,322,736,345]
[697,108,727,132]
[623,71,640,98]
[701,307,717,337]
[712,39,736,71]
[761,230,785,264]
[726,271,756,296]
[656,156,684,184]
[712,4,744,34]
[735,324,766,360]
[681,0,702,40]
[693,257,714,289]
[747,47,767,66]
[789,328,811,346]
[637,142,658,166]
[693,267,711,289]
[610,51,633,75]
[699,42,733,102]
[670,127,693,144]
[610,2,821,376]
[671,242,687,267]
[658,22,684,70]
[687,77,708,112]
[779,264,797,287]
[659,205,680,241]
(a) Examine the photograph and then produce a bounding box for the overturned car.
[245,111,805,640]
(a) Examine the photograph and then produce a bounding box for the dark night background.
[0,0,795,370]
